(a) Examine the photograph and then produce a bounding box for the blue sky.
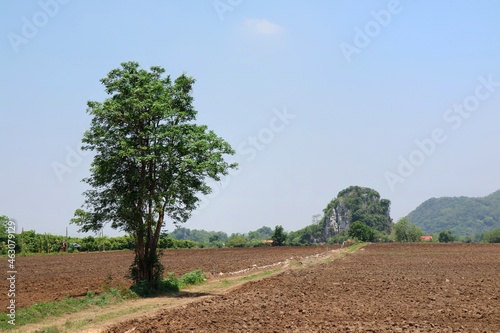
[1,1,500,237]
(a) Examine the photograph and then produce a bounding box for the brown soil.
[0,245,337,309]
[106,243,500,332]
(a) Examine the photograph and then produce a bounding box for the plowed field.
[1,246,336,309]
[108,243,500,332]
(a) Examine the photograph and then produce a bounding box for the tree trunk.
[132,217,164,286]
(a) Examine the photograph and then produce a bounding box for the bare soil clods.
[107,243,500,332]
[1,246,337,309]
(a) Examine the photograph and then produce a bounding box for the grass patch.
[180,269,206,286]
[34,326,62,333]
[63,304,151,331]
[0,289,135,330]
[346,242,368,253]
[219,279,232,286]
[239,269,280,282]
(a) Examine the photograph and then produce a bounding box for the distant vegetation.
[0,225,276,255]
[393,217,424,242]
[408,190,500,236]
[3,189,500,256]
[481,228,500,243]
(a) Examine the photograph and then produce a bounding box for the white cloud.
[242,19,284,36]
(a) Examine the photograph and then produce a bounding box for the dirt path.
[16,247,349,332]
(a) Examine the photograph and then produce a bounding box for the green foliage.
[129,250,164,285]
[286,222,323,245]
[394,217,424,242]
[34,326,61,333]
[226,234,248,248]
[130,270,205,297]
[348,221,375,242]
[208,234,220,243]
[71,62,236,284]
[248,226,273,241]
[327,231,350,244]
[481,228,500,243]
[0,215,8,240]
[158,274,182,292]
[271,225,287,246]
[438,230,455,243]
[1,231,148,255]
[179,269,206,286]
[169,227,228,244]
[157,237,197,249]
[408,190,500,236]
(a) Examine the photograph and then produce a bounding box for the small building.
[420,235,433,241]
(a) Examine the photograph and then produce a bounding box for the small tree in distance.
[394,217,424,242]
[271,225,287,246]
[348,221,375,242]
[438,230,454,243]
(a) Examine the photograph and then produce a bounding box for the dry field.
[106,243,500,332]
[0,245,336,309]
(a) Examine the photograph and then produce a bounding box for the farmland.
[107,243,500,332]
[2,243,500,332]
[0,245,337,310]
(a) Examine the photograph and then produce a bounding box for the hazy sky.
[1,1,500,237]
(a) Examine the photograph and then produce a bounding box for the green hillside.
[408,190,500,236]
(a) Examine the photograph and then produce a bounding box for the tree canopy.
[72,62,236,285]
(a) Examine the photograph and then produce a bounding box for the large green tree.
[72,62,236,285]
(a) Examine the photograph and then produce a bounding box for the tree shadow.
[170,290,213,298]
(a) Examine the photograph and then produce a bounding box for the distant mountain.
[407,191,500,236]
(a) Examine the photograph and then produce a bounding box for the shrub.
[130,269,206,297]
[159,274,182,292]
[327,231,350,244]
[180,269,205,286]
